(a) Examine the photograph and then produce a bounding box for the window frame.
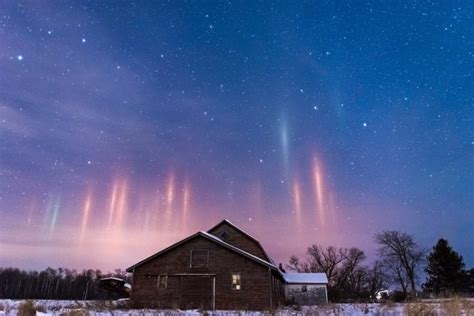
[219,231,229,241]
[231,272,241,291]
[189,249,210,268]
[157,275,168,289]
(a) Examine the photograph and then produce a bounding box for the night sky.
[1,1,473,271]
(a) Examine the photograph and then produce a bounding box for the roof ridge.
[207,219,275,264]
[208,219,258,241]
[126,230,277,272]
[199,231,275,268]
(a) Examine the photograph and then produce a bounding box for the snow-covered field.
[0,299,473,316]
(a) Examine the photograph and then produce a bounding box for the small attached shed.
[283,273,328,305]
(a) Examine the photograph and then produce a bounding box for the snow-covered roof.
[100,277,125,282]
[209,219,259,242]
[207,219,275,264]
[283,273,328,284]
[200,231,276,269]
[127,230,277,272]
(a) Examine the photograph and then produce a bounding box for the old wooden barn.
[126,219,327,310]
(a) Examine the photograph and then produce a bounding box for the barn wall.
[130,236,275,310]
[271,272,286,308]
[208,222,270,262]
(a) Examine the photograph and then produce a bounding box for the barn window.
[219,231,229,241]
[190,250,209,268]
[231,273,241,290]
[302,285,307,292]
[157,275,167,289]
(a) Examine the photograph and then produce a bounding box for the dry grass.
[65,309,89,316]
[17,300,37,316]
[405,301,437,316]
[380,299,395,309]
[440,297,474,316]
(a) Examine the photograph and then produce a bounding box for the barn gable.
[207,219,273,263]
[126,233,280,310]
[126,230,276,273]
[125,219,327,310]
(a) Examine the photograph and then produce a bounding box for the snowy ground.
[0,299,473,315]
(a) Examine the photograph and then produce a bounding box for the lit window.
[231,273,241,290]
[302,285,307,292]
[157,275,167,289]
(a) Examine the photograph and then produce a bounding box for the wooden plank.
[130,236,278,310]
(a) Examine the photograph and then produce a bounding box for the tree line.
[0,232,472,302]
[287,230,474,302]
[0,267,130,300]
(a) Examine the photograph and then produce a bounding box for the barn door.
[179,275,214,310]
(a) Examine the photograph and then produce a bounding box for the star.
[0,0,471,273]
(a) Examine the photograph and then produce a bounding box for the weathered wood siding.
[285,284,328,305]
[130,236,276,310]
[271,273,286,308]
[208,222,270,262]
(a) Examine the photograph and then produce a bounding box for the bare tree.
[374,230,424,296]
[287,255,308,273]
[0,267,131,299]
[365,260,389,297]
[287,245,366,301]
[383,256,410,295]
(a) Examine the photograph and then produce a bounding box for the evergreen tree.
[466,268,474,294]
[423,239,467,294]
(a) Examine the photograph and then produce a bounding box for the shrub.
[405,302,436,316]
[66,309,89,316]
[35,304,47,313]
[17,300,36,316]
[391,291,407,302]
[441,297,472,316]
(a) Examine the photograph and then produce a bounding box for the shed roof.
[283,273,328,284]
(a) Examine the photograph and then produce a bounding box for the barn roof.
[207,219,275,264]
[126,230,277,272]
[200,231,276,268]
[282,273,328,284]
[207,219,259,243]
